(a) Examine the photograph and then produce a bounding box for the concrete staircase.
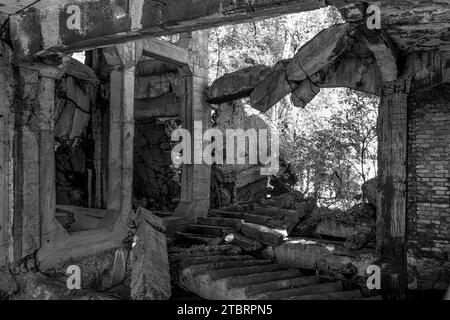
[170,209,379,300]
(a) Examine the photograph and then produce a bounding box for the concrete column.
[13,62,68,258]
[175,30,211,221]
[103,42,142,218]
[0,55,13,266]
[377,78,409,300]
[37,75,56,246]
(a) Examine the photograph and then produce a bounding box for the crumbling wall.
[133,118,181,211]
[407,83,450,291]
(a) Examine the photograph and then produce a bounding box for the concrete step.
[244,276,322,296]
[208,264,290,281]
[170,248,242,264]
[249,281,343,300]
[175,232,217,244]
[185,224,234,237]
[210,275,322,300]
[198,217,243,230]
[285,289,363,300]
[185,260,273,278]
[209,209,270,226]
[178,255,255,269]
[169,244,241,255]
[225,269,303,289]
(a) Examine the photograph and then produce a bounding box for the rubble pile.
[168,181,381,300]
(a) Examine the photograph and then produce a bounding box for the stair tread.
[185,260,272,277]
[284,289,363,300]
[178,255,255,268]
[249,281,343,300]
[243,275,322,296]
[206,264,290,281]
[224,269,304,289]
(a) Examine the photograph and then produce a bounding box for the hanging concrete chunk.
[250,59,294,112]
[287,23,354,82]
[206,65,271,104]
[290,79,320,108]
[360,29,398,82]
[131,209,171,300]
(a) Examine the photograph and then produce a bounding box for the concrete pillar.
[0,54,13,266]
[37,75,56,246]
[12,62,67,260]
[103,42,142,219]
[377,78,409,300]
[175,30,211,221]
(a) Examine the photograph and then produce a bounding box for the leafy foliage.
[208,8,379,209]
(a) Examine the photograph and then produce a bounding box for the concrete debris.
[250,59,294,112]
[207,65,272,104]
[224,233,263,252]
[362,178,377,207]
[131,209,171,300]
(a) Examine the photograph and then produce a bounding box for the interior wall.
[407,83,450,291]
[133,117,181,211]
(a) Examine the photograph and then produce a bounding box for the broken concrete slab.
[198,217,243,230]
[287,23,354,82]
[314,217,373,240]
[290,79,320,108]
[207,65,271,104]
[250,59,294,112]
[250,281,343,300]
[224,233,263,252]
[358,28,398,82]
[320,55,382,95]
[253,206,306,234]
[241,222,287,246]
[275,238,377,278]
[131,210,171,300]
[209,209,271,226]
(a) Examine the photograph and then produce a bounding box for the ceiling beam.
[142,38,189,66]
[9,0,336,61]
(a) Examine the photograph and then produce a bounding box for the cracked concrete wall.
[133,117,181,211]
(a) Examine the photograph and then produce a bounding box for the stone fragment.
[131,210,171,300]
[287,23,353,81]
[250,59,294,112]
[241,222,286,246]
[224,233,263,252]
[290,79,320,108]
[314,217,373,240]
[206,65,271,104]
